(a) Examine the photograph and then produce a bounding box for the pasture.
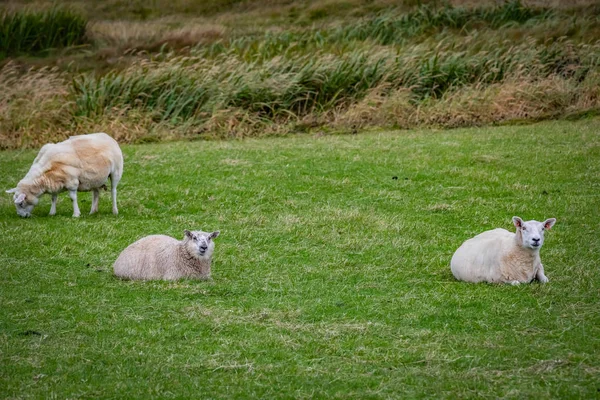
[1,119,599,398]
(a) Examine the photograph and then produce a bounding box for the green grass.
[1,120,599,398]
[0,7,87,59]
[335,0,550,45]
[70,38,599,122]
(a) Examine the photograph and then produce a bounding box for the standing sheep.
[113,230,220,280]
[6,132,123,218]
[450,216,556,285]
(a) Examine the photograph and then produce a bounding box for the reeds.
[0,7,87,58]
[71,35,599,123]
[328,0,548,45]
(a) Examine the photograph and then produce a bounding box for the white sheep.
[451,216,556,285]
[6,132,123,218]
[113,230,220,280]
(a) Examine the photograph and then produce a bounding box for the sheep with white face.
[113,230,220,281]
[451,217,556,285]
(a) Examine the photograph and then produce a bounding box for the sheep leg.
[90,189,99,214]
[49,193,58,216]
[110,173,120,215]
[111,186,118,215]
[69,190,81,218]
[536,263,549,283]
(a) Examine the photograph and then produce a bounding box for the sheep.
[6,132,123,218]
[450,216,556,285]
[113,230,220,281]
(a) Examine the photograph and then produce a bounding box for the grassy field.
[1,119,599,398]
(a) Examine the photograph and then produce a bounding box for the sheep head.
[513,216,556,250]
[183,229,220,259]
[6,188,38,218]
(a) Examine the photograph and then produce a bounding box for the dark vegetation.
[0,7,87,58]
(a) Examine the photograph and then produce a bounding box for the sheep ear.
[512,216,524,229]
[209,231,220,240]
[6,188,17,194]
[543,218,556,230]
[184,230,193,239]
[14,193,26,204]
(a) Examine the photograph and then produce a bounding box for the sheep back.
[451,228,514,283]
[31,133,122,192]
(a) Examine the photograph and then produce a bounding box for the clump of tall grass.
[334,71,600,131]
[190,1,553,63]
[72,52,388,122]
[72,61,212,123]
[334,0,549,45]
[0,7,87,58]
[71,36,599,126]
[0,62,72,149]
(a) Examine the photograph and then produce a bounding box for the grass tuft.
[336,0,549,45]
[0,7,87,58]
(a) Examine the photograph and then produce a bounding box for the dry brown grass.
[2,63,598,150]
[333,73,600,131]
[89,19,227,52]
[0,61,169,148]
[445,0,598,8]
[0,63,72,149]
[5,0,597,20]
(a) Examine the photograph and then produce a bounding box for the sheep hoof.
[49,211,56,216]
[539,276,549,284]
[510,280,521,286]
[72,212,81,218]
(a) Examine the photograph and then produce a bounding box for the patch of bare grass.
[89,19,227,52]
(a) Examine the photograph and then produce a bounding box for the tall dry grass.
[0,1,599,148]
[333,72,600,130]
[88,19,226,52]
[0,63,73,149]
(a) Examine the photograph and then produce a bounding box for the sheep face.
[183,230,220,259]
[513,216,556,250]
[6,188,37,218]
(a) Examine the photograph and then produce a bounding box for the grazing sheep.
[6,132,123,218]
[113,230,220,281]
[451,216,556,285]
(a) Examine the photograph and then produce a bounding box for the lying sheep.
[113,230,220,280]
[6,132,123,218]
[451,216,556,285]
